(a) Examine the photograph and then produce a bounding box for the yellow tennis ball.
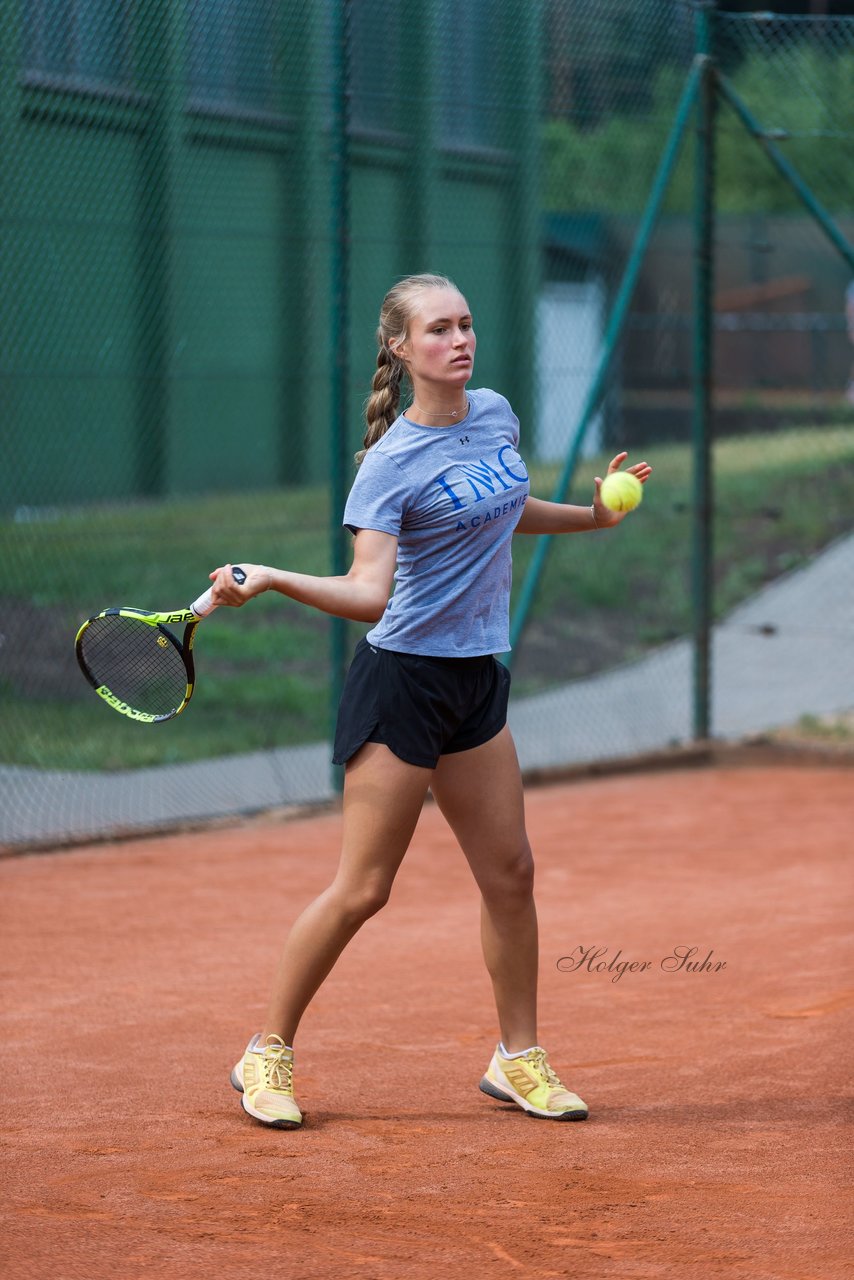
[600,471,643,513]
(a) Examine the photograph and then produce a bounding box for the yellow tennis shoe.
[480,1044,588,1120]
[230,1033,303,1128]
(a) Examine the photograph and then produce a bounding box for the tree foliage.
[543,49,854,215]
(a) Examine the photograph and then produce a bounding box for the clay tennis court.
[2,758,851,1280]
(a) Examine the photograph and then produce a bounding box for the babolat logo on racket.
[96,687,159,722]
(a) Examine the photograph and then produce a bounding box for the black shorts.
[332,637,511,769]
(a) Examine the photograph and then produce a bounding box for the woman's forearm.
[515,497,601,535]
[267,567,388,623]
[209,531,397,621]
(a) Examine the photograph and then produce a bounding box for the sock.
[499,1041,540,1059]
[250,1033,294,1053]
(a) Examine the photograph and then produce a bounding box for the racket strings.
[79,616,189,717]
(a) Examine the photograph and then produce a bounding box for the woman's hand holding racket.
[208,563,274,607]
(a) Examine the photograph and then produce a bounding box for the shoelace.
[528,1048,563,1089]
[262,1034,294,1092]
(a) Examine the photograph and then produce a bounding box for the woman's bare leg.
[262,742,432,1044]
[430,726,538,1053]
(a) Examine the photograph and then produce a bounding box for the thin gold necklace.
[409,400,469,420]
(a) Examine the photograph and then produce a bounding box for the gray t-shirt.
[342,387,530,656]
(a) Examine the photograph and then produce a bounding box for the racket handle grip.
[190,565,247,618]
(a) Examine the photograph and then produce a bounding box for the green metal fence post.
[329,0,352,794]
[691,3,717,743]
[136,0,184,498]
[283,3,328,485]
[0,0,21,486]
[509,0,542,443]
[406,0,439,271]
[508,57,704,661]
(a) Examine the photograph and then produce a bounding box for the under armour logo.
[459,435,470,445]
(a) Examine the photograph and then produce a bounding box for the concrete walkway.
[511,529,854,769]
[3,533,852,848]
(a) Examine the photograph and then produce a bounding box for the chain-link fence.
[704,12,854,752]
[2,1,853,848]
[510,5,854,774]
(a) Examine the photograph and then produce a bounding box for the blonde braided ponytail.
[357,273,457,465]
[359,341,404,464]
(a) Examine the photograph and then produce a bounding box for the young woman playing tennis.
[209,273,651,1128]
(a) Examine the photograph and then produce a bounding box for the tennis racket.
[75,566,247,723]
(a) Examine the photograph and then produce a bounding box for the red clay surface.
[1,764,852,1280]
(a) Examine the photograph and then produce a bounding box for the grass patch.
[766,710,854,747]
[509,425,854,691]
[4,424,853,768]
